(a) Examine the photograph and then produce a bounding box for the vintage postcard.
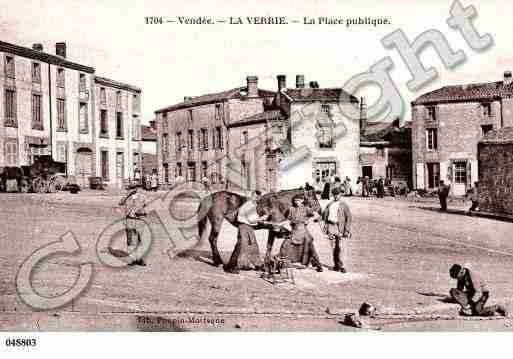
[1,0,512,350]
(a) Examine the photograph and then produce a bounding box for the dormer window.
[482,102,492,117]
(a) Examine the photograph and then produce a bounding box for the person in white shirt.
[321,187,352,272]
[224,190,266,274]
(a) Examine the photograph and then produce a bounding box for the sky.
[1,0,511,124]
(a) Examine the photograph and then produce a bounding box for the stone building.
[140,120,157,176]
[155,74,363,193]
[0,40,141,188]
[154,76,275,190]
[477,127,513,216]
[360,118,412,188]
[411,71,513,196]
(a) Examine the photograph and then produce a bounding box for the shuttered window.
[5,140,18,166]
[32,94,43,130]
[57,98,66,130]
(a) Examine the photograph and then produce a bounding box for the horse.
[196,188,321,267]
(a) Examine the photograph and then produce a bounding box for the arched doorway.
[76,147,93,188]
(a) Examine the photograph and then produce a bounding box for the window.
[482,102,492,117]
[376,148,385,158]
[132,116,139,140]
[176,132,182,152]
[321,104,330,113]
[32,63,41,83]
[215,126,223,149]
[188,129,194,150]
[318,126,333,148]
[162,112,168,133]
[116,112,123,138]
[57,98,66,131]
[5,56,15,78]
[100,110,108,137]
[187,109,193,123]
[116,91,122,108]
[454,161,467,184]
[215,103,223,121]
[427,106,436,121]
[101,151,109,181]
[79,74,86,93]
[201,161,208,180]
[162,134,169,157]
[132,94,140,112]
[163,163,169,184]
[201,128,208,150]
[241,130,249,145]
[175,162,183,177]
[4,140,18,166]
[79,102,88,133]
[187,162,196,182]
[426,128,437,150]
[32,94,42,130]
[4,89,17,127]
[116,152,124,178]
[57,68,65,88]
[100,87,106,105]
[56,143,67,163]
[481,124,493,136]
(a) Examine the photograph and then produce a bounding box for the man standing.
[467,182,480,216]
[119,185,148,266]
[449,263,507,316]
[438,180,450,211]
[224,190,266,274]
[322,187,352,273]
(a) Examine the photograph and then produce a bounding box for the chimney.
[32,43,43,52]
[504,71,513,86]
[276,74,287,107]
[246,75,258,98]
[360,97,367,134]
[296,74,305,89]
[55,42,66,58]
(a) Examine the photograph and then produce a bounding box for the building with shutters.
[155,74,363,193]
[0,40,141,188]
[411,71,513,196]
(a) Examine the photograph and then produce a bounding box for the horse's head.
[303,189,321,214]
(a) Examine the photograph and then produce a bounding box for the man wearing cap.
[322,187,352,273]
[449,263,507,316]
[119,184,149,266]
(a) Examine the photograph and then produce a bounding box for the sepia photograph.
[0,0,512,356]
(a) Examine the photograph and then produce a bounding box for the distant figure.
[321,181,331,200]
[376,177,385,198]
[134,167,141,185]
[449,264,507,317]
[305,182,314,191]
[322,187,352,273]
[343,176,353,196]
[150,170,158,191]
[438,180,450,211]
[361,176,370,197]
[332,176,342,196]
[202,175,210,190]
[467,182,480,216]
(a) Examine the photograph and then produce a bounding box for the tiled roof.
[361,120,411,146]
[283,88,358,103]
[412,81,513,105]
[95,76,141,93]
[155,88,275,113]
[480,127,513,144]
[0,40,94,73]
[229,109,284,128]
[141,125,157,141]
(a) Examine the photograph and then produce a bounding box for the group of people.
[224,186,352,275]
[437,180,480,215]
[133,167,159,192]
[318,176,354,200]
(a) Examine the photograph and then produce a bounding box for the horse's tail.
[195,195,212,248]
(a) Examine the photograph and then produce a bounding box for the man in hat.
[438,180,450,211]
[449,263,507,316]
[322,187,352,272]
[119,184,149,266]
[467,181,480,216]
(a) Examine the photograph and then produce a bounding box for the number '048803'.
[145,17,163,24]
[5,338,37,347]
